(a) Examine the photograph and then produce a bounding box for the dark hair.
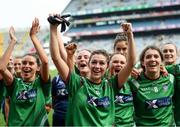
[23,53,41,66]
[113,33,128,50]
[89,49,109,63]
[161,42,178,53]
[140,45,163,71]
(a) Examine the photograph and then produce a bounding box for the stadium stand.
[0,28,48,55]
[0,0,179,67]
[0,27,56,68]
[62,0,180,61]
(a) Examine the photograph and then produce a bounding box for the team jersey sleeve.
[127,77,139,93]
[108,75,132,94]
[175,64,180,76]
[67,70,82,98]
[40,76,52,104]
[166,64,175,75]
[5,77,18,97]
[166,64,180,76]
[45,94,52,105]
[108,75,119,91]
[74,65,80,75]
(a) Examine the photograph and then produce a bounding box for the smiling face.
[114,41,128,57]
[7,56,14,70]
[7,56,15,74]
[109,54,126,75]
[14,58,22,74]
[76,50,91,75]
[89,54,108,83]
[162,44,177,65]
[21,55,38,82]
[142,49,162,76]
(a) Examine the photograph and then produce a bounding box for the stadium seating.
[62,0,180,61]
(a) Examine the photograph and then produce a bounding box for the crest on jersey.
[163,84,168,91]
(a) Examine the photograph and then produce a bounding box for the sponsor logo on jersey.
[114,93,133,104]
[141,87,151,94]
[141,87,150,92]
[145,97,171,109]
[57,88,68,96]
[17,89,37,100]
[87,96,110,107]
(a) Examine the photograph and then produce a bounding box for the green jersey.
[65,67,79,126]
[114,80,134,127]
[74,65,80,75]
[166,64,180,125]
[6,76,51,126]
[129,73,175,126]
[66,71,118,126]
[104,69,135,126]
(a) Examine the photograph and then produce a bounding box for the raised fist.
[65,42,77,56]
[121,23,132,34]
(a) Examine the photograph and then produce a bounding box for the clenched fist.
[65,42,77,56]
[121,22,133,34]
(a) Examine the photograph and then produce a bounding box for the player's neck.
[145,72,160,80]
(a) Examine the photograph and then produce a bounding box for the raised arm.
[57,29,67,62]
[117,23,136,88]
[0,26,17,86]
[30,18,49,82]
[49,14,69,82]
[65,42,77,72]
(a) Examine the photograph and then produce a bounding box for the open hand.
[30,18,40,36]
[9,26,17,43]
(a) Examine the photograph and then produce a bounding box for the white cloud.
[0,0,71,29]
